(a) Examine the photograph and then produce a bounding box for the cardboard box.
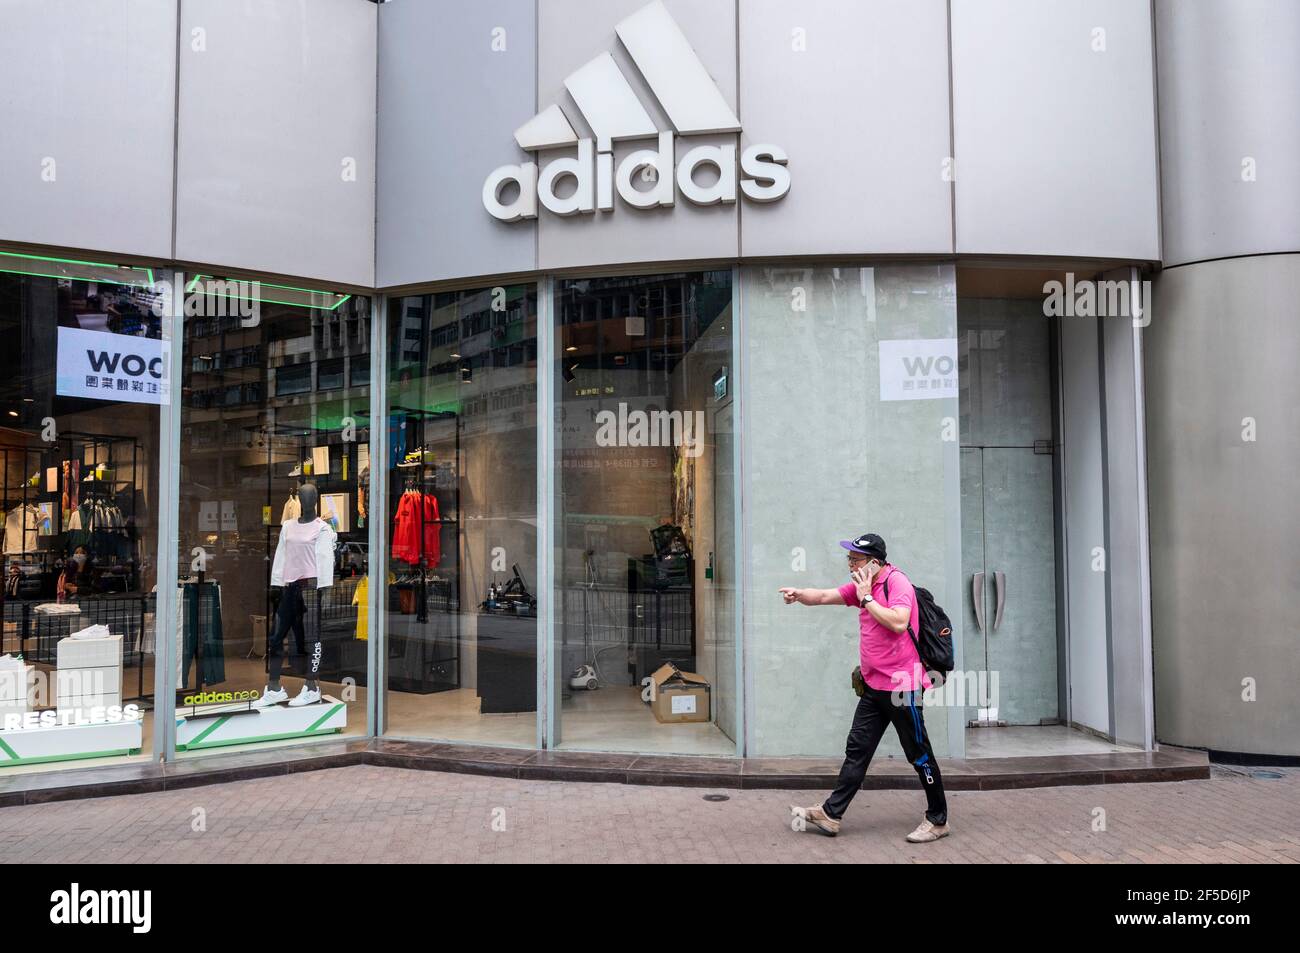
[648,663,711,724]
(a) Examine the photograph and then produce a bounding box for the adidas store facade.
[1,0,1296,777]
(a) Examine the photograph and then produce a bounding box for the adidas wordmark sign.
[483,1,790,222]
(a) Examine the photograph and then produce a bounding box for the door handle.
[972,572,985,632]
[993,571,1006,632]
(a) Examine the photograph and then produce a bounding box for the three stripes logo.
[483,0,790,221]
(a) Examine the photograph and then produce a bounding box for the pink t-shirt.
[279,518,325,583]
[838,566,930,692]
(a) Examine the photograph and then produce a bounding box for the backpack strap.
[882,567,922,655]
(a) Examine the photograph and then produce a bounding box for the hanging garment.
[66,498,129,556]
[181,581,225,687]
[353,575,368,641]
[280,495,301,525]
[422,492,441,565]
[352,571,396,640]
[389,414,408,469]
[270,517,337,587]
[3,504,40,555]
[390,491,418,564]
[390,490,441,566]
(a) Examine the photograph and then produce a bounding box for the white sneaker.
[288,685,322,707]
[905,819,951,843]
[252,686,288,708]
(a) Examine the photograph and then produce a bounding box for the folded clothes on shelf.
[34,603,82,615]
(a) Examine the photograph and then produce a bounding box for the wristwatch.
[860,594,874,607]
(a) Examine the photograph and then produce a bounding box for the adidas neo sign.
[483,1,790,222]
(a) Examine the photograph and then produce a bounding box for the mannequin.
[256,481,338,708]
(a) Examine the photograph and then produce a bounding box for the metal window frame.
[368,294,388,737]
[537,277,555,749]
[372,271,749,756]
[731,266,747,757]
[152,269,184,761]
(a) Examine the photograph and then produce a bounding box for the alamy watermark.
[594,403,706,458]
[1042,273,1150,327]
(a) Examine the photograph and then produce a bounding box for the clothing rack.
[1,432,143,576]
[388,407,461,693]
[1,443,53,582]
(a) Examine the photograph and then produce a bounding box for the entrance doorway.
[959,298,1059,728]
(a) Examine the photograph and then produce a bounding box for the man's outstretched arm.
[778,586,845,606]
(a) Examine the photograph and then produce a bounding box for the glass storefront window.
[383,286,538,746]
[552,271,738,754]
[740,264,961,757]
[0,255,162,771]
[174,279,370,755]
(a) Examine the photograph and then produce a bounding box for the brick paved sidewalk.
[0,764,1296,863]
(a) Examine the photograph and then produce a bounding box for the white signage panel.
[879,338,959,402]
[56,327,169,405]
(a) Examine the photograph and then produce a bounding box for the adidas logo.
[483,0,790,221]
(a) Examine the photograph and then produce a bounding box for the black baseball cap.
[839,533,887,561]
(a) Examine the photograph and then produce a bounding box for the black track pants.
[823,686,948,825]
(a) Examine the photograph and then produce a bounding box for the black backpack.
[884,572,955,679]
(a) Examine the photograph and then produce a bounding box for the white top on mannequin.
[270,517,337,587]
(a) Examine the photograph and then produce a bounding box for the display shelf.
[388,408,461,694]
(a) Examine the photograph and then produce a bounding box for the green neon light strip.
[0,251,154,288]
[252,295,348,309]
[0,736,18,760]
[187,274,350,311]
[0,250,123,268]
[0,267,154,288]
[257,280,350,295]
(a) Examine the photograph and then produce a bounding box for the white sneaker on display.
[252,686,288,709]
[289,685,322,708]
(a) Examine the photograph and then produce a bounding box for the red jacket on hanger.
[391,490,441,566]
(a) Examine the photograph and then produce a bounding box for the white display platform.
[0,718,143,767]
[175,695,347,751]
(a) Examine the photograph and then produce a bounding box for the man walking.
[779,532,949,842]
